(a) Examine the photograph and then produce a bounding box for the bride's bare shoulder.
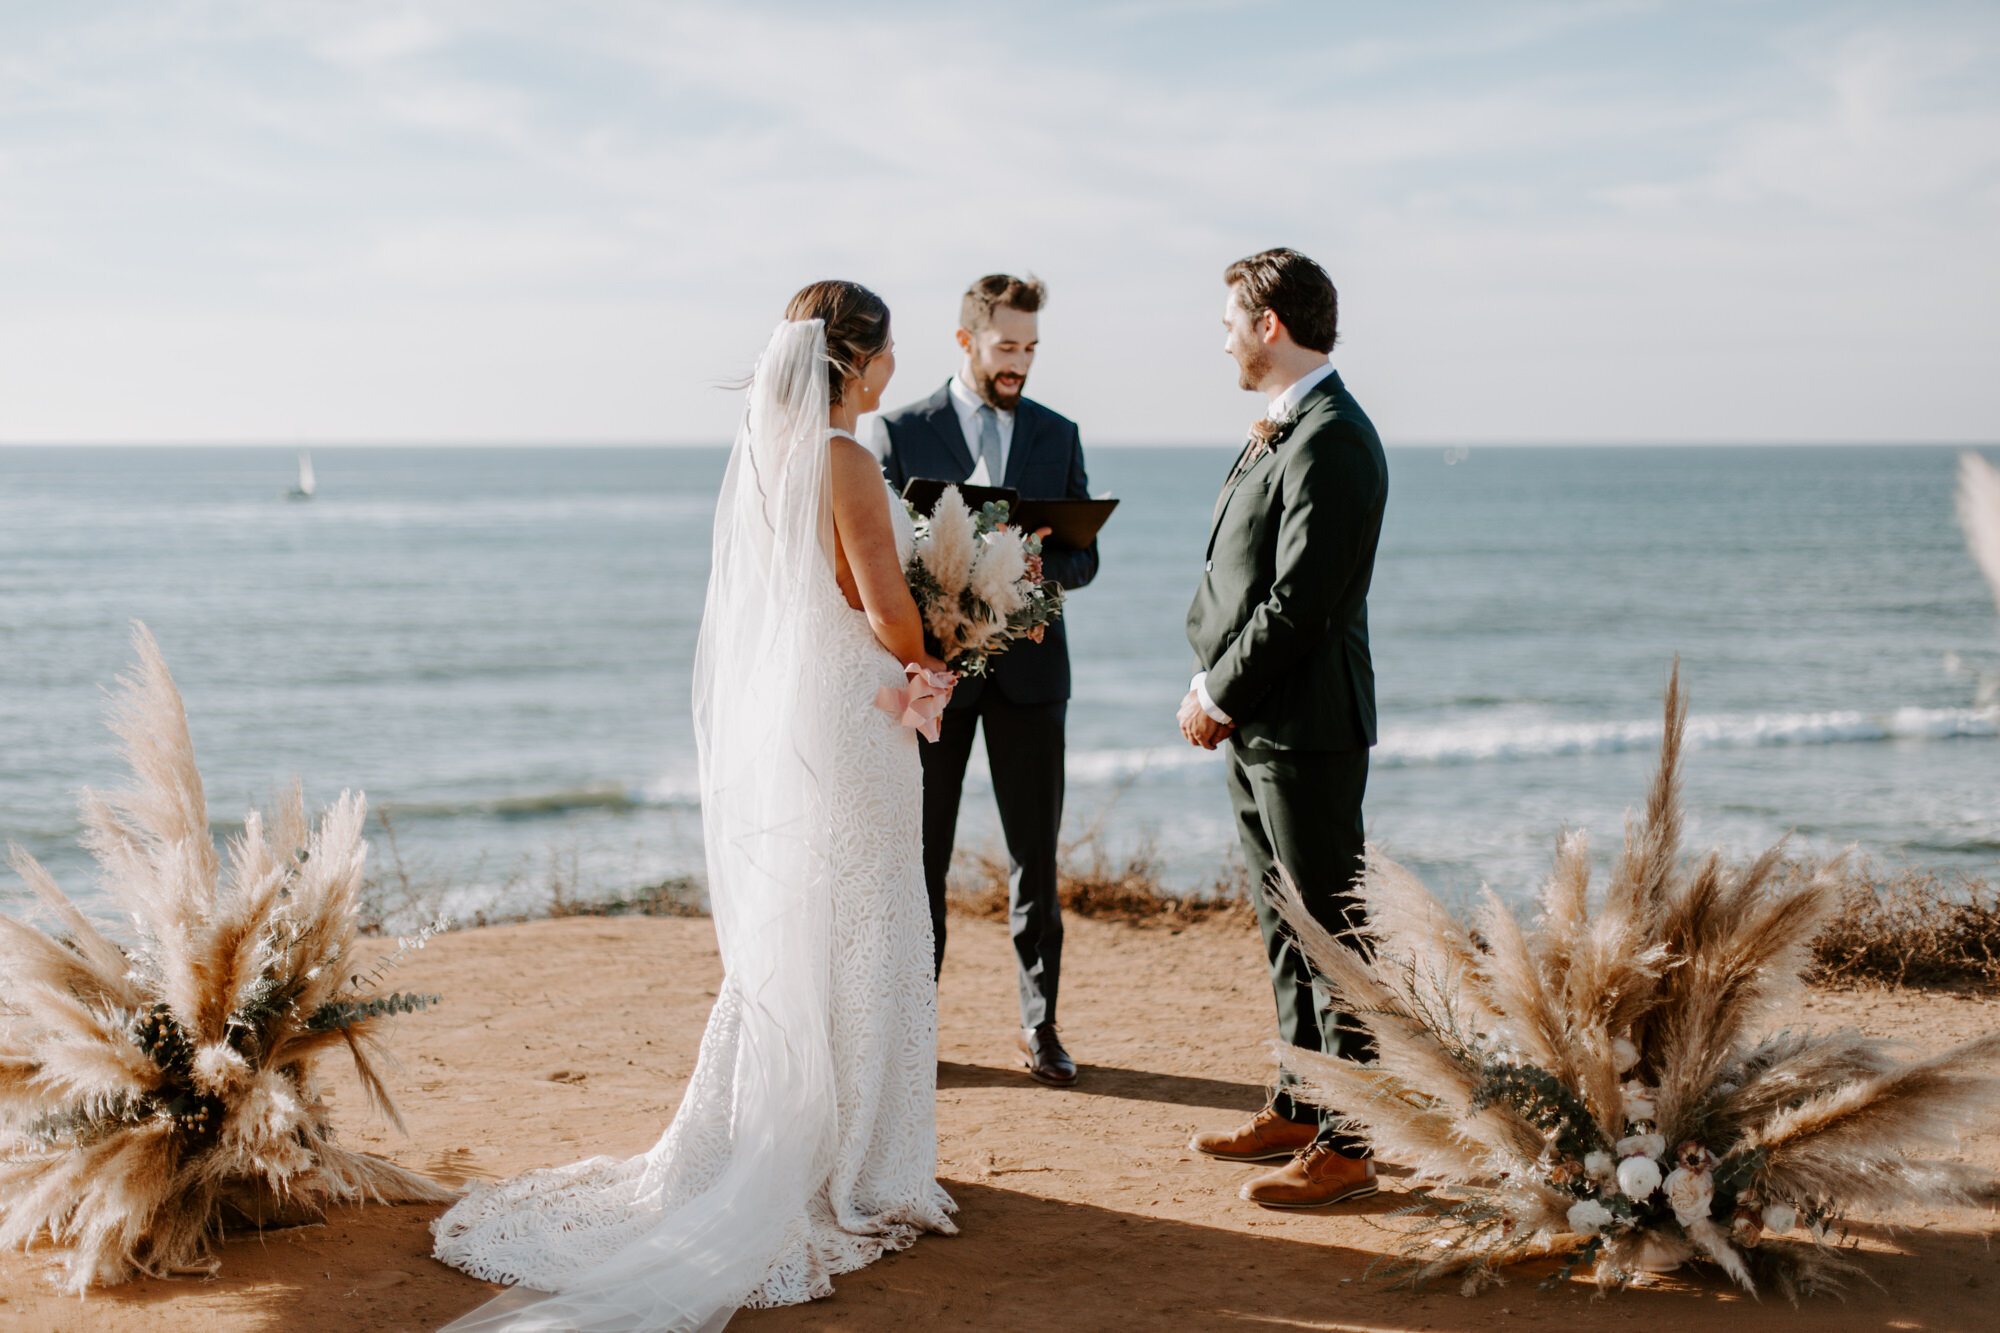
[829,432,888,477]
[827,434,889,506]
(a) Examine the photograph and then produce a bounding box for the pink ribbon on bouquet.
[875,663,957,742]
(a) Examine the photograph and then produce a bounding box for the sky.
[1,1,1996,445]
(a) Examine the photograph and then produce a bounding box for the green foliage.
[1470,1059,1608,1163]
[1540,1235,1603,1290]
[1370,1186,1539,1292]
[306,990,439,1033]
[24,1094,150,1152]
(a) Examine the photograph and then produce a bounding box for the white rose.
[1616,1132,1666,1161]
[1662,1166,1715,1226]
[1612,1036,1640,1073]
[1621,1081,1657,1122]
[1566,1199,1614,1235]
[1617,1155,1662,1200]
[1583,1151,1616,1183]
[1761,1202,1797,1234]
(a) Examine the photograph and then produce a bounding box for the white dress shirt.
[948,374,1015,485]
[857,375,1016,476]
[1267,359,1335,424]
[1191,359,1335,727]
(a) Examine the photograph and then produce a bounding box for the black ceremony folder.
[1008,497,1119,549]
[901,478,1118,549]
[901,477,1018,515]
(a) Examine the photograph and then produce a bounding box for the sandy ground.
[5,912,1998,1333]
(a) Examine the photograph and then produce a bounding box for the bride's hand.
[916,652,953,682]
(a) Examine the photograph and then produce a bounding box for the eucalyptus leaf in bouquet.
[0,624,451,1292]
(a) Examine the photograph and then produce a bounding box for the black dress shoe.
[1016,1023,1077,1086]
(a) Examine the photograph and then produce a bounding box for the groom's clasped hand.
[1177,687,1233,749]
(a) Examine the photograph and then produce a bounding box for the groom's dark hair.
[960,273,1046,333]
[1224,248,1338,353]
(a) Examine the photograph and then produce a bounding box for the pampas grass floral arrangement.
[905,485,1062,674]
[0,624,451,1291]
[1269,665,2000,1299]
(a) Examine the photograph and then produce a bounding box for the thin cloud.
[0,1,1993,443]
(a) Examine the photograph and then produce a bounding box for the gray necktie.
[975,404,1003,482]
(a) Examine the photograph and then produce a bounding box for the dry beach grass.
[1807,863,2000,991]
[366,830,2000,995]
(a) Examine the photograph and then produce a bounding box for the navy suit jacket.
[879,382,1099,708]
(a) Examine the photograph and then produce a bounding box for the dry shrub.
[1806,862,2000,990]
[549,874,707,920]
[947,831,1251,926]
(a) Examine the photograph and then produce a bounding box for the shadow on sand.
[30,1181,1995,1333]
[938,1059,1270,1113]
[731,1181,1999,1333]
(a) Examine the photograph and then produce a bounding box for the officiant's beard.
[975,368,1027,410]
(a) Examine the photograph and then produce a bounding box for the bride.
[431,281,959,1331]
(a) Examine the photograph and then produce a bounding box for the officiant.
[871,273,1099,1087]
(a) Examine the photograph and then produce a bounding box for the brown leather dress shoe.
[1017,1023,1077,1086]
[1240,1143,1378,1209]
[1189,1107,1318,1162]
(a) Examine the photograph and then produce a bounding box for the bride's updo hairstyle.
[785,280,891,406]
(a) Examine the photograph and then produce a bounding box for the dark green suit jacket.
[1185,371,1387,752]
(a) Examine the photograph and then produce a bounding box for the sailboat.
[286,451,316,502]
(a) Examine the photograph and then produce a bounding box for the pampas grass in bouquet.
[1268,663,2000,1299]
[905,485,1062,675]
[0,624,451,1291]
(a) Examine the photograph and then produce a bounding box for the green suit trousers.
[1224,742,1377,1155]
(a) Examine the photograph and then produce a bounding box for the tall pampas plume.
[0,624,451,1292]
[1266,663,2000,1299]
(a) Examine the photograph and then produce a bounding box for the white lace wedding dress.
[431,322,955,1332]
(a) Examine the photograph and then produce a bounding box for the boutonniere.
[1245,409,1299,459]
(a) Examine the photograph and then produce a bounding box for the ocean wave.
[1376,706,1999,768]
[376,705,2000,819]
[1055,705,2000,785]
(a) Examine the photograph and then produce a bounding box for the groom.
[875,274,1100,1087]
[1182,248,1388,1207]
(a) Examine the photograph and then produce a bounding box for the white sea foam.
[1052,705,2000,786]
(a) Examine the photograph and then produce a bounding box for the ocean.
[5,442,2000,929]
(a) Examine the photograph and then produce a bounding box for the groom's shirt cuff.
[1189,673,1233,726]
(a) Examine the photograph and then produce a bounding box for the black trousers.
[1224,743,1377,1155]
[920,693,1066,1029]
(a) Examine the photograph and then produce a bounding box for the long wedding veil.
[442,319,843,1332]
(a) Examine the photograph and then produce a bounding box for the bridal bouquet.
[1268,666,2000,1300]
[904,484,1063,675]
[0,625,450,1291]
